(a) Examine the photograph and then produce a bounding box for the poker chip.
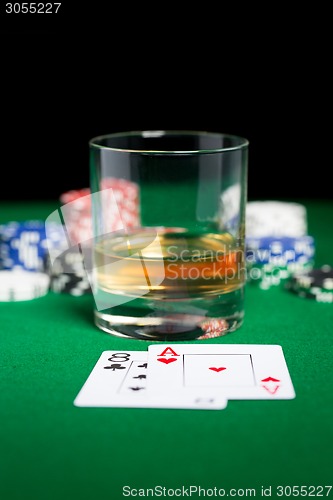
[0,217,92,298]
[51,273,91,296]
[246,201,307,237]
[60,178,140,245]
[49,247,92,296]
[219,184,241,233]
[59,189,92,245]
[0,270,50,302]
[246,236,315,261]
[246,235,315,289]
[0,220,65,272]
[286,265,333,302]
[0,220,48,271]
[198,318,229,339]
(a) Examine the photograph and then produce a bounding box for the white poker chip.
[246,201,307,237]
[0,270,50,301]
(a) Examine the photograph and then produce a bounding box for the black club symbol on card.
[104,363,126,371]
[133,374,146,379]
[137,363,147,369]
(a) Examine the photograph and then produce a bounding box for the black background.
[0,5,330,202]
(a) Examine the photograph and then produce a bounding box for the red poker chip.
[60,179,140,244]
[60,188,91,205]
[198,318,229,339]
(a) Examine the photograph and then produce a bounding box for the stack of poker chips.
[285,265,333,303]
[245,201,315,289]
[59,188,92,244]
[0,220,64,301]
[246,201,307,238]
[49,247,92,296]
[0,179,140,301]
[51,178,139,296]
[0,219,93,300]
[51,178,140,295]
[0,220,57,271]
[59,178,140,245]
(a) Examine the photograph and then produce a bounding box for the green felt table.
[1,201,333,500]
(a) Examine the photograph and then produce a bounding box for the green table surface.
[1,200,333,500]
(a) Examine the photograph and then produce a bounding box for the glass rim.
[89,130,249,154]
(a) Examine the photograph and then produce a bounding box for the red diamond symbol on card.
[261,376,280,382]
[157,357,177,364]
[261,376,281,395]
[209,367,226,372]
[262,384,280,395]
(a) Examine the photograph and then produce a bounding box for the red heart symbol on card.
[209,367,226,372]
[157,357,177,364]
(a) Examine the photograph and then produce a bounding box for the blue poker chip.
[246,235,315,266]
[0,220,66,272]
[246,235,316,289]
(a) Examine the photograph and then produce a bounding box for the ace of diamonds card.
[147,344,295,400]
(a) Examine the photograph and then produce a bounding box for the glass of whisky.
[89,131,248,340]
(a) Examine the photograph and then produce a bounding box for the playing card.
[147,345,295,399]
[74,351,227,410]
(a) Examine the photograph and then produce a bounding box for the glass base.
[94,288,244,341]
[95,311,243,340]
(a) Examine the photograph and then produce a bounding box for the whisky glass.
[89,131,248,340]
